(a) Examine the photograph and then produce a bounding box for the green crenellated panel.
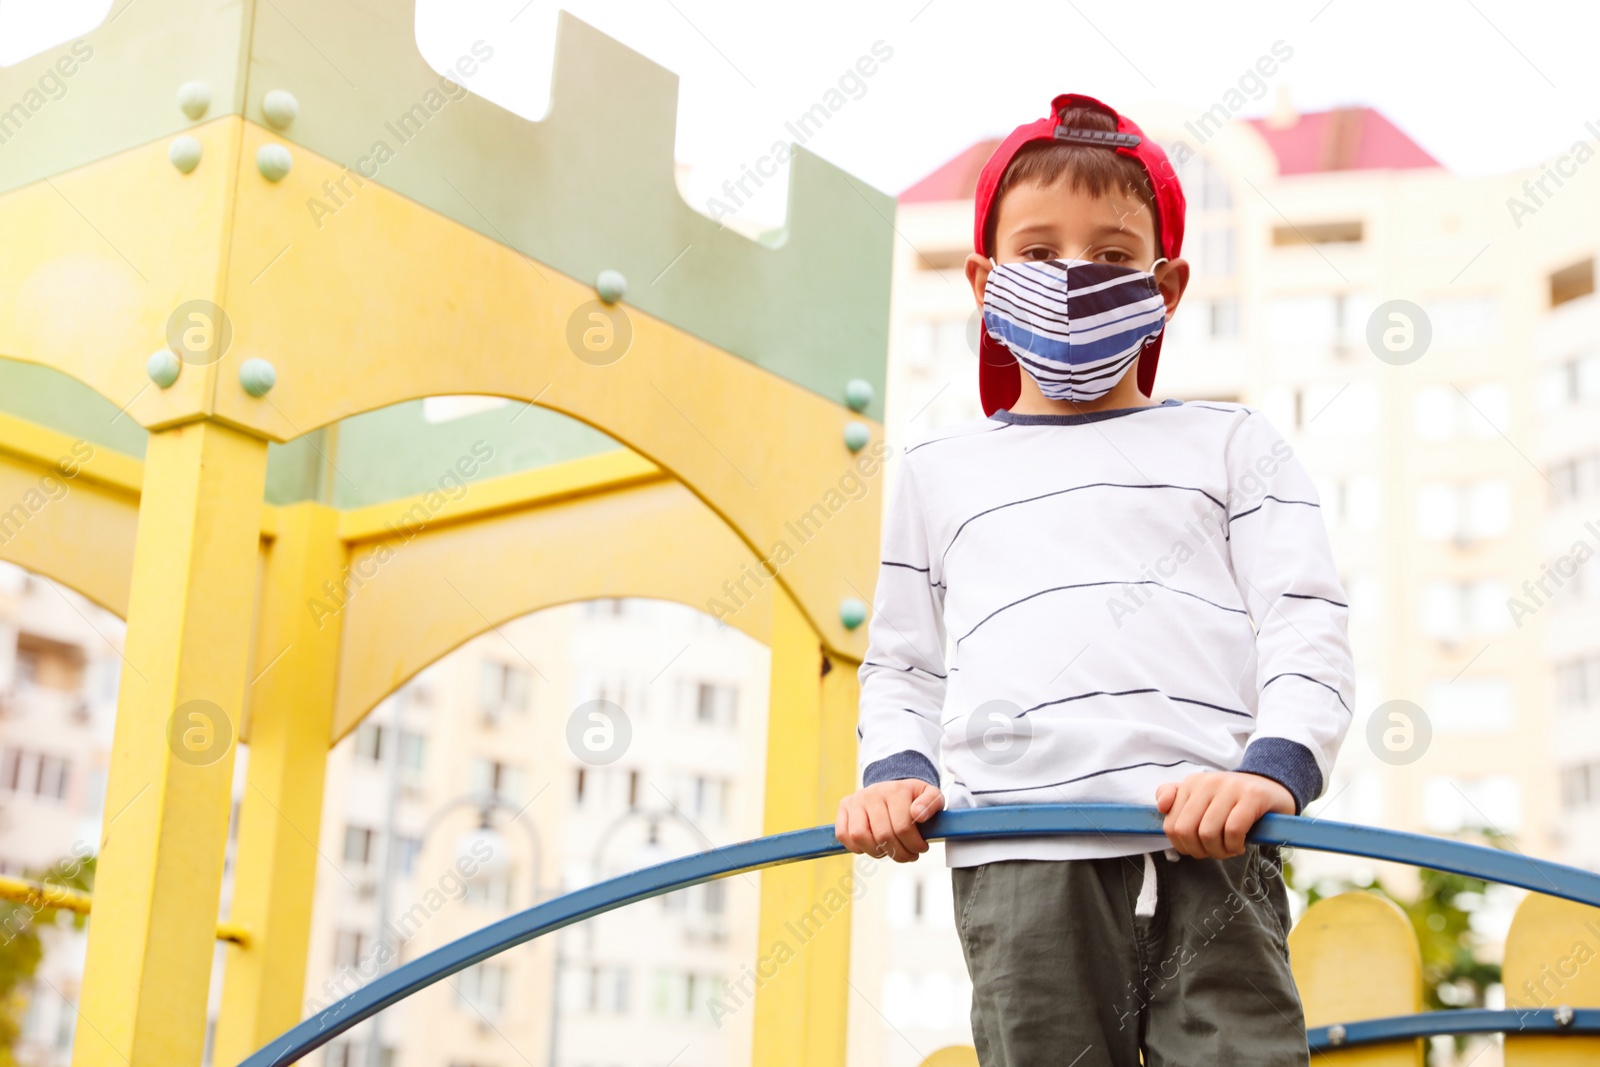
[0,2,894,420]
[0,0,252,196]
[241,8,892,419]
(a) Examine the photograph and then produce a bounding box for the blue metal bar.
[241,804,1600,1067]
[1308,1008,1600,1051]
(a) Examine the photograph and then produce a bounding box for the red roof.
[898,107,1439,202]
[900,138,1003,203]
[1245,107,1440,175]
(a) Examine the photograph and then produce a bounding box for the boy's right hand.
[835,779,945,863]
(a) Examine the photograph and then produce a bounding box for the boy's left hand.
[1155,771,1295,859]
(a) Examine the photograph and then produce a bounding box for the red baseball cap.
[974,93,1187,415]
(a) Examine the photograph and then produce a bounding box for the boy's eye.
[1022,247,1056,261]
[1097,249,1132,264]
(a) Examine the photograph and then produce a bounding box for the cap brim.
[978,332,1020,417]
[1137,332,1162,398]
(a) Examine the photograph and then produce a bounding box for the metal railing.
[240,805,1600,1066]
[0,875,249,945]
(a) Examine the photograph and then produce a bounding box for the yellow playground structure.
[0,3,1596,1065]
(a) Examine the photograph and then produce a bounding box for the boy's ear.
[965,252,992,308]
[1154,257,1190,321]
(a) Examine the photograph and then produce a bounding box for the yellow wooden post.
[1503,894,1600,1066]
[749,587,860,1067]
[71,421,268,1067]
[1288,892,1424,1066]
[213,502,345,1067]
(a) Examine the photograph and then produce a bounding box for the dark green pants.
[952,846,1307,1067]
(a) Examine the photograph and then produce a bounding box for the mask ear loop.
[1143,257,1172,349]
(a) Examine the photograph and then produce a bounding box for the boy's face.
[965,179,1188,323]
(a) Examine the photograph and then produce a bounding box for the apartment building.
[302,597,770,1067]
[0,562,120,1067]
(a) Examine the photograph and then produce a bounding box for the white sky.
[5,0,1600,228]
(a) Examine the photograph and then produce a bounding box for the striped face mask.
[981,258,1169,402]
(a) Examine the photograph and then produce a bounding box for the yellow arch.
[0,412,142,617]
[324,449,775,741]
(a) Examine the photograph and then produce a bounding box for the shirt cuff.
[863,750,940,789]
[1237,737,1322,815]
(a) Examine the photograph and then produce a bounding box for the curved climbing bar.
[1307,1008,1600,1052]
[241,804,1600,1067]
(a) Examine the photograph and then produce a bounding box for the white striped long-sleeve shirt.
[856,400,1354,867]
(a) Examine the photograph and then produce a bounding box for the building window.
[652,970,712,1019]
[576,966,631,1013]
[585,598,627,618]
[1426,297,1499,346]
[0,749,70,802]
[479,660,531,718]
[36,755,68,801]
[12,634,86,691]
[1208,297,1239,339]
[455,962,508,1019]
[1548,452,1600,505]
[1537,351,1600,410]
[1413,383,1510,441]
[914,248,969,272]
[1317,476,1382,532]
[1166,150,1233,211]
[703,880,726,917]
[13,648,39,689]
[333,929,368,968]
[1422,776,1522,833]
[1555,656,1600,712]
[394,834,423,875]
[1415,481,1512,543]
[354,721,385,763]
[400,731,426,777]
[1301,380,1379,438]
[691,682,738,727]
[1561,763,1599,809]
[470,758,525,805]
[405,677,434,709]
[1268,293,1363,348]
[465,874,513,909]
[1419,581,1511,642]
[1272,220,1363,246]
[1427,678,1514,733]
[1189,227,1236,278]
[1550,257,1595,309]
[685,775,729,823]
[343,825,377,866]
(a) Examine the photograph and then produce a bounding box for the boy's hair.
[984,104,1160,254]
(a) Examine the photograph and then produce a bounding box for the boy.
[836,94,1353,1066]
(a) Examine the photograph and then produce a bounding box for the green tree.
[0,853,96,1065]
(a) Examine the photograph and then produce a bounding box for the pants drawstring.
[1135,849,1182,918]
[1135,852,1159,916]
